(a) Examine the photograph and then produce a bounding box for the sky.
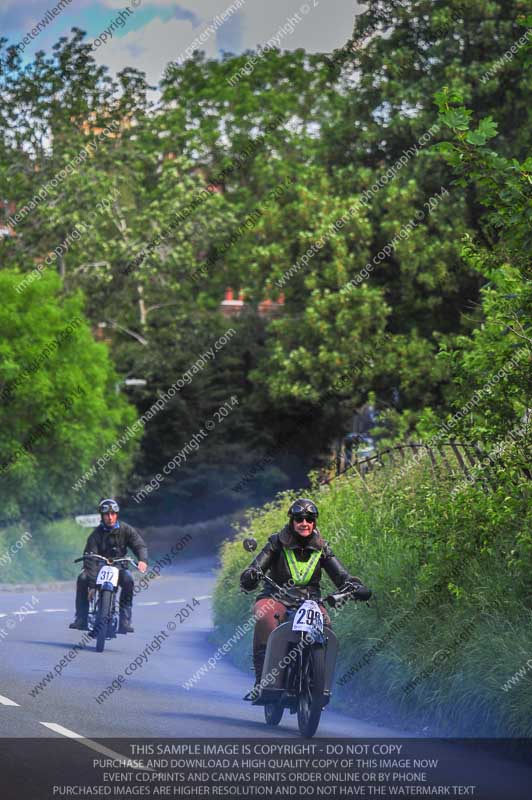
[1,0,360,86]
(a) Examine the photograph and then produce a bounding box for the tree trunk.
[137,284,147,327]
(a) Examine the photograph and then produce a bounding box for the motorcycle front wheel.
[95,589,113,653]
[264,702,284,726]
[297,645,326,737]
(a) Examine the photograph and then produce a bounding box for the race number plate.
[96,565,119,587]
[292,600,324,633]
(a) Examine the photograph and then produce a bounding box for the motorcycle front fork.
[281,644,305,713]
[88,589,119,638]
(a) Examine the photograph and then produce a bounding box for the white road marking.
[40,722,83,739]
[195,595,212,600]
[0,694,19,706]
[0,601,197,614]
[39,722,155,770]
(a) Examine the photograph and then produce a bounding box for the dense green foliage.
[0,0,530,524]
[214,456,531,736]
[214,22,532,734]
[416,86,532,457]
[0,271,138,523]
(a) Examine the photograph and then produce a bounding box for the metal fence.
[322,441,497,489]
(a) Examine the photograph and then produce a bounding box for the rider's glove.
[240,567,261,591]
[342,579,372,601]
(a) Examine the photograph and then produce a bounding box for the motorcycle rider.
[69,499,148,634]
[240,497,371,696]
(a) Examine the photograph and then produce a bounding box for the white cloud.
[91,15,219,86]
[236,0,358,55]
[100,0,357,55]
[93,0,359,82]
[99,0,239,12]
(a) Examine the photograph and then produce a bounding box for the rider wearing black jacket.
[240,498,371,692]
[243,527,354,600]
[69,499,148,634]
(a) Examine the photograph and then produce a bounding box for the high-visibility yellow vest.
[283,547,321,586]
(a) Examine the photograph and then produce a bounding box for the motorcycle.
[73,553,139,653]
[242,539,366,737]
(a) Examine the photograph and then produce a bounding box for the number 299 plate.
[292,600,324,633]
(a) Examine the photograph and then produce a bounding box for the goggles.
[99,500,119,514]
[290,501,318,516]
[293,513,317,523]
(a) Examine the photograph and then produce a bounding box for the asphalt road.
[1,556,531,799]
[0,555,401,739]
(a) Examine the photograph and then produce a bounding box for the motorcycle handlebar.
[73,554,140,570]
[255,571,367,606]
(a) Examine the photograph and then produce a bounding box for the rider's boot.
[69,573,89,629]
[244,645,266,701]
[118,604,134,634]
[69,617,88,630]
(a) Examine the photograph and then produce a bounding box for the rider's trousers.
[75,569,135,620]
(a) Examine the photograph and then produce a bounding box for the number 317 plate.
[292,600,324,633]
[96,566,119,587]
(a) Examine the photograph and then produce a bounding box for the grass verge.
[212,456,532,736]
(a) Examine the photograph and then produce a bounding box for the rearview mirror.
[242,537,257,552]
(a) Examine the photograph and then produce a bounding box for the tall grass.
[213,458,532,736]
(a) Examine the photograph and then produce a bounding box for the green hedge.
[0,519,85,583]
[213,459,532,736]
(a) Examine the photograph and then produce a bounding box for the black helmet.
[98,498,119,514]
[288,498,318,520]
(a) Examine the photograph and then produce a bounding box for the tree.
[0,270,138,522]
[416,81,531,469]
[2,9,531,515]
[0,32,232,336]
[325,0,532,334]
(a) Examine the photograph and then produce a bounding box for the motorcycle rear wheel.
[297,645,326,738]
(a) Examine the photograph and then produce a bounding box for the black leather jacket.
[83,522,148,580]
[240,524,362,604]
